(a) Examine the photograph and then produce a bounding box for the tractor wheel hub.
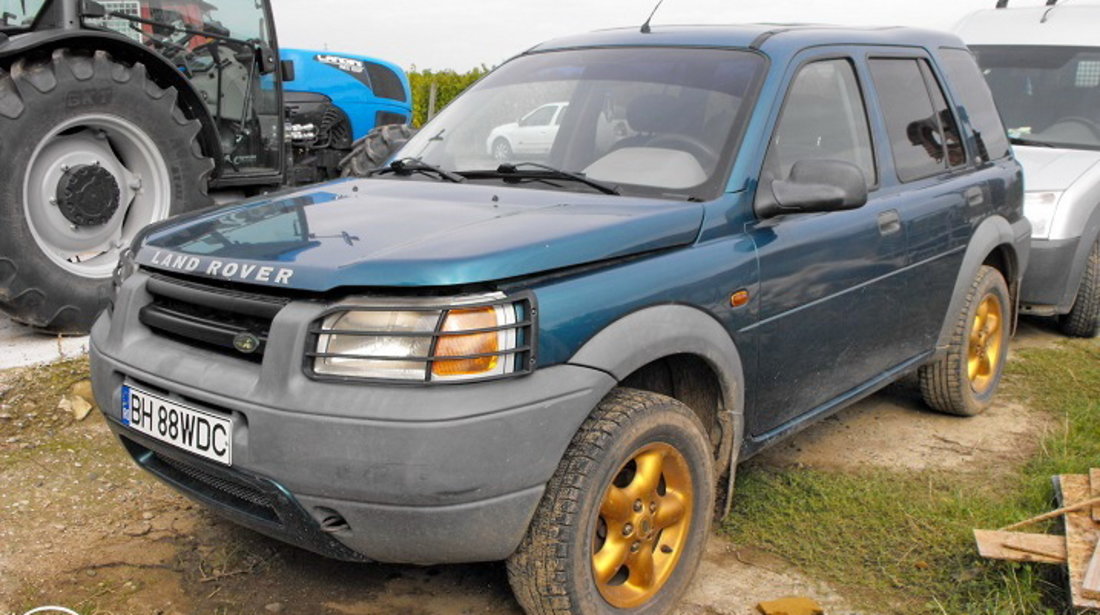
[56,164,121,227]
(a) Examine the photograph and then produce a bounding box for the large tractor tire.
[339,123,417,177]
[0,49,213,333]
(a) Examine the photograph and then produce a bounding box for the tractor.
[0,0,412,333]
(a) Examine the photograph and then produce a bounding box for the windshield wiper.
[460,162,620,195]
[1010,136,1057,148]
[367,158,466,183]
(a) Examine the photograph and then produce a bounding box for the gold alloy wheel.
[968,293,1004,394]
[592,442,694,609]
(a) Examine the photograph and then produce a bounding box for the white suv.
[958,2,1100,337]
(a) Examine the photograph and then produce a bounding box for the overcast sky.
[270,0,1059,71]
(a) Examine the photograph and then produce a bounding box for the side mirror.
[281,59,296,83]
[756,159,868,219]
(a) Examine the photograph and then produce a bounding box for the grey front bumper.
[90,272,616,564]
[1020,236,1081,314]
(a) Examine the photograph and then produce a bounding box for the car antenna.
[640,0,665,34]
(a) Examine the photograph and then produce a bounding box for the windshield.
[1,0,47,28]
[398,47,765,200]
[972,45,1100,150]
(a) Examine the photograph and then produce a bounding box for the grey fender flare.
[567,304,745,513]
[1056,205,1100,312]
[936,215,1029,350]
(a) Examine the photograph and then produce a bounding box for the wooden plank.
[1090,468,1100,523]
[1056,474,1100,609]
[1084,541,1100,600]
[974,530,1067,564]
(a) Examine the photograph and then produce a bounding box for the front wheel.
[919,265,1010,416]
[492,138,513,162]
[507,388,715,615]
[0,49,213,333]
[1059,238,1099,338]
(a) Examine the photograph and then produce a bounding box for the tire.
[339,123,417,177]
[507,388,715,615]
[0,49,213,333]
[1059,238,1099,338]
[492,137,513,162]
[919,265,1011,416]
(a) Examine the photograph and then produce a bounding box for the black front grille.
[152,452,279,522]
[139,273,290,361]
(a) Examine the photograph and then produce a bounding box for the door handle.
[878,209,902,236]
[965,186,985,207]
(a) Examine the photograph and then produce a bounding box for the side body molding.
[567,304,746,512]
[935,215,1030,350]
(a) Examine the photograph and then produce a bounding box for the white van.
[957,1,1100,337]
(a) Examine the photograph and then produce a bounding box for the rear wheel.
[919,265,1010,416]
[0,49,213,333]
[1059,238,1099,338]
[339,123,417,177]
[507,388,714,615]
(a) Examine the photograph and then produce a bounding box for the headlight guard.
[306,292,537,385]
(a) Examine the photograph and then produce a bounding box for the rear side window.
[870,58,966,182]
[938,48,1012,162]
[762,59,876,187]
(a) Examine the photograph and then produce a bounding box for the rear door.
[861,53,975,359]
[746,51,910,437]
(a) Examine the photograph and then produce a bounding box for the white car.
[486,102,569,161]
[957,2,1100,337]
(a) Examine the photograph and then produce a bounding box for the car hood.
[136,178,703,292]
[1014,146,1100,192]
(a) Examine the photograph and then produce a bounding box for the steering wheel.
[1047,116,1100,141]
[645,134,719,170]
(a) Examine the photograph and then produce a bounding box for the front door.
[746,55,910,437]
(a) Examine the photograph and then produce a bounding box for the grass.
[722,339,1100,615]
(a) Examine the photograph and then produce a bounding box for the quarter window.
[762,59,876,187]
[938,48,1012,162]
[870,58,966,182]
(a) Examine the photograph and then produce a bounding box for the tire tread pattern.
[919,265,1008,416]
[0,48,213,333]
[1060,238,1100,338]
[507,388,709,615]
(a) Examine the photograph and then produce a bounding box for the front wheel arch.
[567,304,745,511]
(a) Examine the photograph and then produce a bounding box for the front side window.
[870,58,964,182]
[761,58,876,187]
[398,47,766,200]
[970,45,1100,151]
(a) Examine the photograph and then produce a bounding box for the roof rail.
[997,0,1058,7]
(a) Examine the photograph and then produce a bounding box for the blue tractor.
[0,0,412,332]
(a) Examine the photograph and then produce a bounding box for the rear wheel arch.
[937,216,1025,350]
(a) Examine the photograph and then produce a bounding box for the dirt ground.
[0,318,1070,615]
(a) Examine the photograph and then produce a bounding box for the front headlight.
[310,293,534,383]
[1023,191,1062,239]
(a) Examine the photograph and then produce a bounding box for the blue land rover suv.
[92,24,1029,615]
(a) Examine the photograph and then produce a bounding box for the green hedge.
[407,66,490,127]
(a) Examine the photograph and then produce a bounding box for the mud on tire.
[919,265,1011,416]
[507,388,715,615]
[0,48,213,333]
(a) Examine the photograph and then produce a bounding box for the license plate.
[121,385,233,466]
